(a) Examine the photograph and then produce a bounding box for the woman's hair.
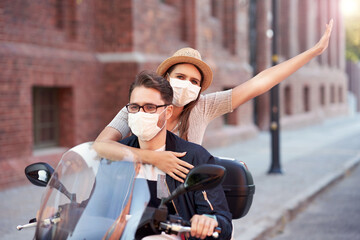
[129,71,173,105]
[166,63,203,141]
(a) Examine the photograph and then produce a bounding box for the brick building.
[0,0,348,189]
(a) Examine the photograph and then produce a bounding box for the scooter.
[17,142,255,239]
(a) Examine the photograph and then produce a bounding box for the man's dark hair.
[129,71,173,105]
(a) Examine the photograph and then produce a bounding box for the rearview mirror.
[184,164,226,192]
[25,162,54,187]
[160,164,226,207]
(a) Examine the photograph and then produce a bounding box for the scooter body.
[18,142,233,239]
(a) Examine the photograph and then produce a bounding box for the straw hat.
[156,47,213,92]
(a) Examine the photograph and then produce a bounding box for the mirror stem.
[159,184,185,208]
[50,173,77,202]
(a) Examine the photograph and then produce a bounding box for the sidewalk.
[1,114,360,240]
[209,113,360,240]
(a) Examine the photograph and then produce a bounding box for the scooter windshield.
[35,142,150,240]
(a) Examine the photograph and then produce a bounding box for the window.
[223,110,237,125]
[55,0,77,39]
[33,87,59,149]
[249,0,257,74]
[316,0,323,65]
[55,0,64,29]
[298,0,308,53]
[338,86,343,103]
[320,85,326,106]
[326,1,333,66]
[303,86,310,112]
[330,85,335,103]
[180,0,195,45]
[284,86,292,115]
[211,0,219,18]
[160,0,176,5]
[222,0,236,54]
[223,88,237,125]
[68,0,77,39]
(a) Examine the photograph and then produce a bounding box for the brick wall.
[0,0,102,188]
[94,0,133,52]
[1,0,96,50]
[0,43,102,188]
[275,0,348,129]
[0,0,349,189]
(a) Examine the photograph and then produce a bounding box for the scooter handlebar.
[17,217,61,231]
[159,222,221,238]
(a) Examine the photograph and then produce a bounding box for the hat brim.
[156,56,213,92]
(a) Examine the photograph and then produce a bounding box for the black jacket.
[120,131,232,240]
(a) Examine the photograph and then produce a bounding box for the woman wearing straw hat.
[94,20,333,182]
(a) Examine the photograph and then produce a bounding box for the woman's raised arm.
[231,19,333,109]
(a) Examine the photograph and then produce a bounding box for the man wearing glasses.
[119,71,232,240]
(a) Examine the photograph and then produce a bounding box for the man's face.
[129,86,172,128]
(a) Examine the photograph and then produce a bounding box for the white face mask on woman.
[169,78,201,107]
[128,108,166,141]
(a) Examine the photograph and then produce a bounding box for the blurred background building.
[0,0,355,188]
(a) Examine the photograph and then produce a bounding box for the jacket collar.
[165,131,177,152]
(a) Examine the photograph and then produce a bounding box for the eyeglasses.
[126,103,168,113]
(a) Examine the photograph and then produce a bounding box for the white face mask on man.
[128,108,166,141]
[169,78,201,107]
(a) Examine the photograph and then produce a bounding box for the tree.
[343,1,360,62]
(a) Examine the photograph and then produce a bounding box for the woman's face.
[168,63,202,87]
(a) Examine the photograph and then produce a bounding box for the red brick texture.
[0,0,348,189]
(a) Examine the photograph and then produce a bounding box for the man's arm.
[191,153,233,239]
[192,185,233,240]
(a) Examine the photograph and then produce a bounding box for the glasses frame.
[126,103,169,114]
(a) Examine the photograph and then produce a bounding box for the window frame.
[33,87,60,149]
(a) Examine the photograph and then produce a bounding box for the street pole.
[268,0,282,174]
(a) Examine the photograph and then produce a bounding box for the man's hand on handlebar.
[190,214,218,239]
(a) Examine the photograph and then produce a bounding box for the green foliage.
[344,14,360,62]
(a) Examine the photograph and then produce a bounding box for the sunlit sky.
[341,0,360,17]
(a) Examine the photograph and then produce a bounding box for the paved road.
[1,184,43,239]
[270,164,360,240]
[208,114,360,240]
[1,113,360,240]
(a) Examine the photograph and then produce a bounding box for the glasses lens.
[127,104,139,113]
[144,104,157,113]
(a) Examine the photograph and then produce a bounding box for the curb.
[251,153,360,240]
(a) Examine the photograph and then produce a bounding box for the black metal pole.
[268,0,282,174]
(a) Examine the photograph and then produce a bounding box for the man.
[120,71,232,239]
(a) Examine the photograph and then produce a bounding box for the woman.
[94,20,333,182]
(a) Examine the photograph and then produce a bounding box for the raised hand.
[313,19,333,55]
